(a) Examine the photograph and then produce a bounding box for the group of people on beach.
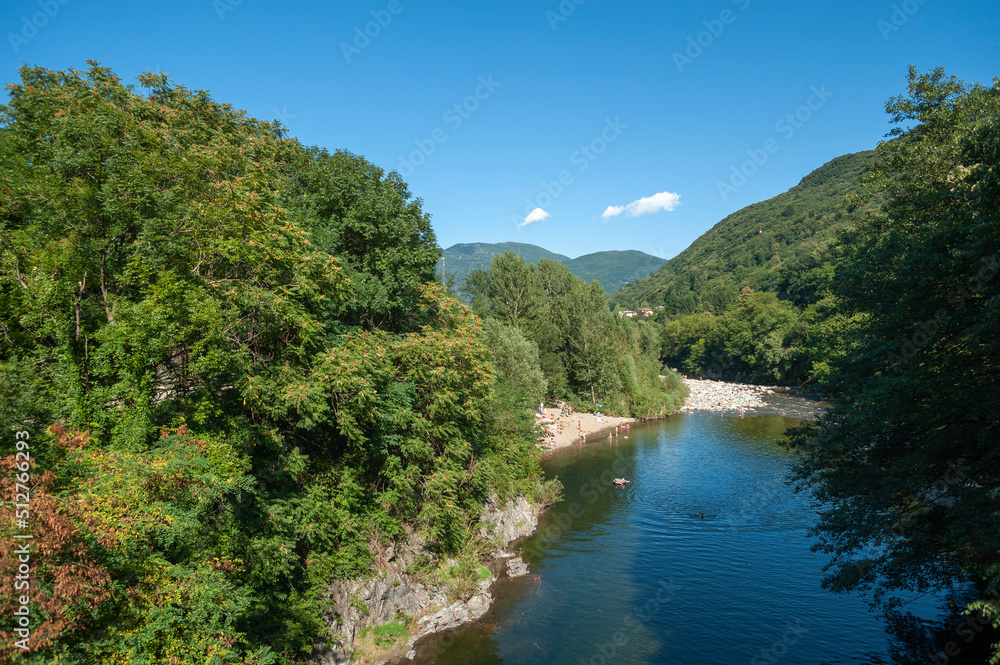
[536,420,563,448]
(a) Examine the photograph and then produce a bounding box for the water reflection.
[408,412,964,665]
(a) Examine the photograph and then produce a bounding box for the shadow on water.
[408,413,988,665]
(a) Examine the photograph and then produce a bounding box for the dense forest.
[0,63,560,663]
[611,151,875,384]
[461,252,687,417]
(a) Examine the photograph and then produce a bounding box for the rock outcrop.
[506,556,529,578]
[315,495,539,664]
[478,494,538,552]
[406,578,493,646]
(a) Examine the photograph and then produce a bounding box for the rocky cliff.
[315,495,539,664]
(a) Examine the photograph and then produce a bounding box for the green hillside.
[438,243,665,295]
[616,151,875,313]
[563,250,667,294]
[438,242,570,285]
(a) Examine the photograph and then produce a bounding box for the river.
[410,410,950,665]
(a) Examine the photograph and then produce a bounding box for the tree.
[465,252,687,414]
[670,287,805,382]
[287,147,440,332]
[462,252,545,333]
[479,318,547,404]
[788,68,1000,656]
[566,282,620,406]
[0,63,543,663]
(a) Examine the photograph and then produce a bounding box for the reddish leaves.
[0,433,112,660]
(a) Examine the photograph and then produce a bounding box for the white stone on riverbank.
[680,378,772,412]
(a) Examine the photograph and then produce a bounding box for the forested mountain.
[440,242,570,280]
[563,250,667,295]
[438,243,665,295]
[616,151,875,314]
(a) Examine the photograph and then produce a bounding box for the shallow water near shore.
[409,411,942,664]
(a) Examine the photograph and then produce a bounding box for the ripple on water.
[411,414,907,665]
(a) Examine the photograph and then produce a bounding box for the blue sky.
[2,0,997,259]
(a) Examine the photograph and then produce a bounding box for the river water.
[412,411,941,665]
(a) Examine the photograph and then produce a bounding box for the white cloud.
[602,191,681,222]
[521,207,550,227]
[628,191,682,216]
[601,205,625,221]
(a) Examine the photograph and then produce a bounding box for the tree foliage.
[479,319,548,405]
[463,252,687,416]
[663,287,810,383]
[0,63,539,663]
[787,67,1000,657]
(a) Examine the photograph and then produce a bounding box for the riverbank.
[680,378,830,420]
[680,378,771,412]
[533,407,637,452]
[534,379,825,456]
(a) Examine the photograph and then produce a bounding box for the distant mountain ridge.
[438,242,666,295]
[615,150,875,313]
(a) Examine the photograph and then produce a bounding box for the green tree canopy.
[788,67,1000,656]
[0,62,540,663]
[463,252,687,416]
[479,318,548,405]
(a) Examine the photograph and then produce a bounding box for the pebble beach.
[534,378,824,452]
[679,378,773,412]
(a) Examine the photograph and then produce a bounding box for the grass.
[353,621,412,664]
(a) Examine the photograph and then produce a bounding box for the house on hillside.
[638,308,654,317]
[620,309,637,318]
